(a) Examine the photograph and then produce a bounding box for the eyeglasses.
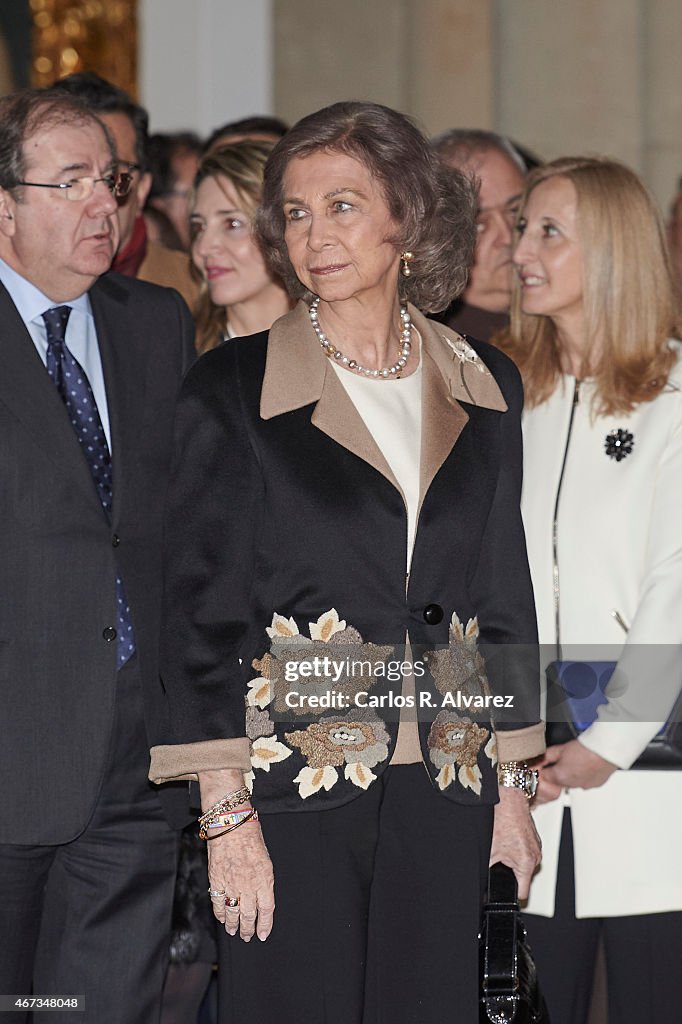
[15,172,134,202]
[117,161,141,175]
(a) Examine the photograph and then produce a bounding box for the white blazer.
[521,345,682,918]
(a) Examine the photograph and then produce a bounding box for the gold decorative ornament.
[30,0,138,98]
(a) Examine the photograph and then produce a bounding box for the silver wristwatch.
[497,761,539,801]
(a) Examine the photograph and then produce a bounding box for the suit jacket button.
[423,603,444,625]
[103,626,117,642]
[112,534,120,547]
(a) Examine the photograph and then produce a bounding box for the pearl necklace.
[308,297,412,378]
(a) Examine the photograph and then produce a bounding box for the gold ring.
[225,895,240,909]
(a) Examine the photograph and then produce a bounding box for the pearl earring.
[400,251,414,277]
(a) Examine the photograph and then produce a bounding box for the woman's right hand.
[207,821,275,941]
[199,768,275,941]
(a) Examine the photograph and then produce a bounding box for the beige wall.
[273,0,408,122]
[274,0,682,211]
[140,0,272,136]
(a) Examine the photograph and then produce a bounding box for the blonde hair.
[498,156,681,414]
[191,139,276,353]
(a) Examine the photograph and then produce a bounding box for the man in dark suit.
[0,89,194,1023]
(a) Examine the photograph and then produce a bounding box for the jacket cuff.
[577,720,663,770]
[149,737,252,783]
[495,723,546,762]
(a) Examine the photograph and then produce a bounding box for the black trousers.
[219,763,494,1024]
[0,658,177,1024]
[524,808,682,1024]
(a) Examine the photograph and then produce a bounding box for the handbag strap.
[482,863,520,999]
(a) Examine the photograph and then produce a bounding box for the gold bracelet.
[205,808,254,833]
[200,808,259,841]
[197,786,251,828]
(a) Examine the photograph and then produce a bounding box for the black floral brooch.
[604,428,634,461]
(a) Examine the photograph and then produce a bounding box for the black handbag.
[479,863,550,1024]
[545,661,682,769]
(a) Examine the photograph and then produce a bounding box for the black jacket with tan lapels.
[151,300,543,812]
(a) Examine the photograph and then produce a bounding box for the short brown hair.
[257,101,476,313]
[498,156,681,414]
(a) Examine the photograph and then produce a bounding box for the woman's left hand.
[541,740,617,790]
[490,787,542,900]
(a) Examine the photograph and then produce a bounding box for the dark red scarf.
[112,215,148,277]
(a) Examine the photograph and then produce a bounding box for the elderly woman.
[151,101,544,1024]
[189,140,291,352]
[498,157,682,1024]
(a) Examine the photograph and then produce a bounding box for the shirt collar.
[260,299,507,420]
[0,257,92,327]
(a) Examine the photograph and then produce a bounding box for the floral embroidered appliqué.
[286,710,390,798]
[422,612,498,794]
[249,735,293,772]
[245,610,392,798]
[266,614,393,719]
[423,612,492,711]
[427,711,495,795]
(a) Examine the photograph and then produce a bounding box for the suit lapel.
[418,345,469,510]
[90,275,146,524]
[0,282,103,511]
[261,300,400,492]
[311,363,400,492]
[260,300,507,508]
[412,307,508,512]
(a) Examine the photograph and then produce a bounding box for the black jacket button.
[103,626,117,642]
[423,603,444,625]
[112,534,120,547]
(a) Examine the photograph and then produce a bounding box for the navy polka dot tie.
[43,305,135,669]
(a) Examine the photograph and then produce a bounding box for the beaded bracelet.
[207,808,255,831]
[197,786,251,829]
[199,808,259,841]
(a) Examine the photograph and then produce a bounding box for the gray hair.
[257,101,477,314]
[431,128,526,173]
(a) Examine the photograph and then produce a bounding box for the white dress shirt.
[0,257,112,450]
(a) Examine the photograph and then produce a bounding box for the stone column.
[643,0,682,210]
[495,0,644,170]
[273,0,408,126]
[406,0,495,135]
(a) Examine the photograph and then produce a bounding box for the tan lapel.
[411,307,508,510]
[418,342,469,509]
[260,301,400,492]
[259,300,508,506]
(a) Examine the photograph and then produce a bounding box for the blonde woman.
[498,156,682,1024]
[189,140,291,352]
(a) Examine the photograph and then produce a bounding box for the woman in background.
[190,139,291,352]
[499,156,682,1024]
